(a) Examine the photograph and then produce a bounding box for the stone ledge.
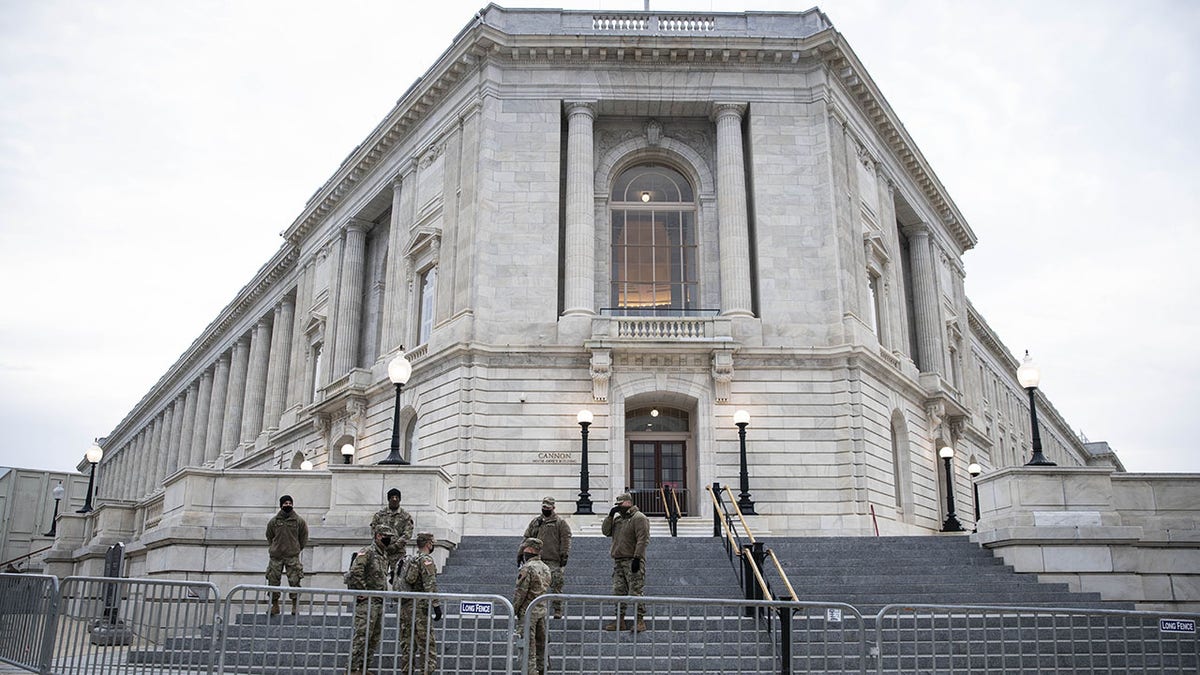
[975,525,1144,547]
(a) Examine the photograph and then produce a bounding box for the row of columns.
[561,100,754,318]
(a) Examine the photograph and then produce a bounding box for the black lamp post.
[380,353,413,465]
[939,444,964,532]
[968,462,982,533]
[44,482,64,536]
[341,443,355,465]
[78,443,104,514]
[1018,350,1056,466]
[575,410,594,515]
[734,410,756,515]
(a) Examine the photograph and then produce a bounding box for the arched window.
[404,417,420,463]
[610,164,697,315]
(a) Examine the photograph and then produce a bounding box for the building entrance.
[625,406,691,516]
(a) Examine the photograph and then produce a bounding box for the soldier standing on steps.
[513,537,552,675]
[601,492,650,632]
[522,496,572,618]
[346,525,394,675]
[265,494,308,616]
[397,532,441,674]
[371,487,414,578]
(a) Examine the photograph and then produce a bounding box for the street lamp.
[380,352,413,465]
[939,444,964,532]
[299,459,314,471]
[78,443,103,513]
[968,462,983,533]
[44,482,65,537]
[341,443,355,465]
[734,410,756,515]
[575,410,594,515]
[1017,350,1056,466]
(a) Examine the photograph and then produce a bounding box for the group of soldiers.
[263,489,650,675]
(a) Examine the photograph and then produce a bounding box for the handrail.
[1,544,52,571]
[767,549,798,602]
[741,546,773,600]
[723,484,756,544]
[669,486,683,519]
[705,484,740,555]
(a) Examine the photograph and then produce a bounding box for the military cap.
[375,525,397,538]
[279,494,293,506]
[387,487,401,500]
[416,532,435,546]
[614,492,633,504]
[522,537,543,551]
[541,496,555,507]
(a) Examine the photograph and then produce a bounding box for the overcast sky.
[1,0,1196,475]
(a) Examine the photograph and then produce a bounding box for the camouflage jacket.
[522,514,572,565]
[265,509,308,558]
[513,557,551,619]
[370,507,414,542]
[601,505,650,560]
[398,551,439,606]
[346,542,390,592]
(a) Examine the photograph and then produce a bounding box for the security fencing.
[517,593,867,674]
[876,603,1200,674]
[0,573,58,673]
[217,585,514,674]
[4,572,1198,674]
[51,576,220,674]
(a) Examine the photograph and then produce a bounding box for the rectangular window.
[418,267,437,345]
[867,273,882,338]
[309,342,324,402]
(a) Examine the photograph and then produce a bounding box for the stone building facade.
[70,7,1124,580]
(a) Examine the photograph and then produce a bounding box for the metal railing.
[219,584,514,674]
[706,483,799,604]
[0,573,59,673]
[52,575,220,674]
[658,484,683,536]
[3,572,1198,674]
[876,603,1200,674]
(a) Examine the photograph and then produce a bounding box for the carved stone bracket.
[312,412,331,444]
[711,350,734,403]
[590,349,611,401]
[346,396,368,440]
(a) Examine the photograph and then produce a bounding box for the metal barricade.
[219,584,515,674]
[51,576,220,674]
[0,572,59,673]
[519,593,867,674]
[875,604,1200,674]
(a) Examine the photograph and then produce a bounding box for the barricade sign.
[1161,618,1197,633]
[461,599,494,616]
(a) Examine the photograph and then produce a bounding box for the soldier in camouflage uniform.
[265,494,308,616]
[397,532,440,675]
[513,537,552,675]
[601,492,650,632]
[522,496,571,618]
[370,488,414,578]
[346,525,395,675]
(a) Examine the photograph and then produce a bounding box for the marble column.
[264,298,294,432]
[713,102,754,317]
[241,317,272,443]
[332,220,368,375]
[177,383,198,469]
[286,265,313,411]
[903,223,944,375]
[167,395,187,477]
[154,405,173,487]
[189,369,213,467]
[204,354,230,463]
[221,335,251,454]
[563,101,597,316]
[134,429,150,499]
[146,416,164,495]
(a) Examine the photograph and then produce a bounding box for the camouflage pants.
[350,597,383,673]
[523,615,547,675]
[611,558,645,621]
[545,561,565,614]
[266,555,303,593]
[399,599,437,675]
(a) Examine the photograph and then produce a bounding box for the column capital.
[902,221,932,239]
[564,100,597,119]
[343,217,372,235]
[711,102,747,122]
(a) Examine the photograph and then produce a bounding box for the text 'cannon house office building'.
[77,5,1119,577]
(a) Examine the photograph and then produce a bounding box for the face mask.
[281,505,293,513]
[521,553,535,563]
[618,505,629,514]
[380,537,393,547]
[541,509,553,518]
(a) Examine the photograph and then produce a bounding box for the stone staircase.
[121,534,1194,674]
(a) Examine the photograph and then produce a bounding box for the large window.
[417,266,437,345]
[610,164,697,314]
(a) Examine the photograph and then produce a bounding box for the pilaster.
[563,101,597,316]
[712,102,753,317]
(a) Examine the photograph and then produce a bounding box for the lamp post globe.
[939,444,963,532]
[575,409,594,514]
[380,353,412,465]
[300,459,314,471]
[1019,351,1056,466]
[734,409,756,515]
[341,443,355,464]
[78,443,104,514]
